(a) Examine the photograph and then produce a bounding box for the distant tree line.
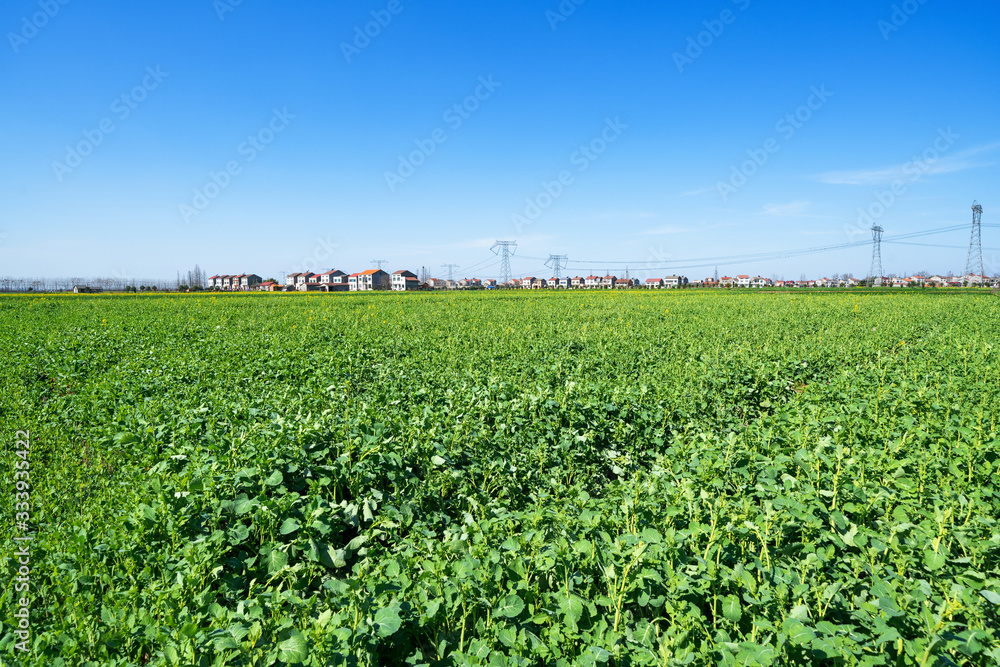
[0,265,206,293]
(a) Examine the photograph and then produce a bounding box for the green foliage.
[1,289,999,665]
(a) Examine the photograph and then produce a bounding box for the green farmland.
[1,290,999,666]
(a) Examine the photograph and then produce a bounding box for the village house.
[457,277,483,290]
[719,276,734,287]
[238,274,262,290]
[749,276,770,288]
[601,275,618,289]
[316,269,347,285]
[735,275,751,288]
[664,275,689,289]
[645,278,664,289]
[482,279,498,289]
[570,276,586,289]
[349,269,390,291]
[392,270,420,291]
[614,279,632,289]
[584,275,601,289]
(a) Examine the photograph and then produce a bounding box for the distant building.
[350,269,390,291]
[392,270,421,291]
[238,274,262,291]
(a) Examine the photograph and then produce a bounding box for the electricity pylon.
[868,225,884,287]
[965,201,984,283]
[545,254,568,279]
[491,240,517,285]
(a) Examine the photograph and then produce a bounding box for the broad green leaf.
[279,518,301,535]
[264,549,288,573]
[723,595,742,623]
[277,630,309,663]
[981,590,1000,605]
[264,470,283,486]
[784,619,815,647]
[309,539,347,569]
[924,549,947,571]
[373,605,402,637]
[496,593,525,619]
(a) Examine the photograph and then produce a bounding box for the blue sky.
[1,0,998,283]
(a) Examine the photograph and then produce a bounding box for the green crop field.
[2,290,999,666]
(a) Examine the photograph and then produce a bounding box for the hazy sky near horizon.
[2,0,999,282]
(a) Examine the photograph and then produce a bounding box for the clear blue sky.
[2,0,998,282]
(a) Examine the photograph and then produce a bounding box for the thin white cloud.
[638,225,698,236]
[449,238,498,250]
[815,141,1000,186]
[762,201,811,216]
[593,211,659,221]
[678,187,714,197]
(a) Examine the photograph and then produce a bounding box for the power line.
[516,223,998,271]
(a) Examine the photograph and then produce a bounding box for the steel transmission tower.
[965,201,984,283]
[545,254,568,279]
[868,225,884,287]
[442,264,459,282]
[371,259,389,271]
[491,240,517,285]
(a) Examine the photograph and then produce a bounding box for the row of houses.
[208,274,264,291]
[283,269,423,292]
[507,276,689,289]
[208,270,1000,293]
